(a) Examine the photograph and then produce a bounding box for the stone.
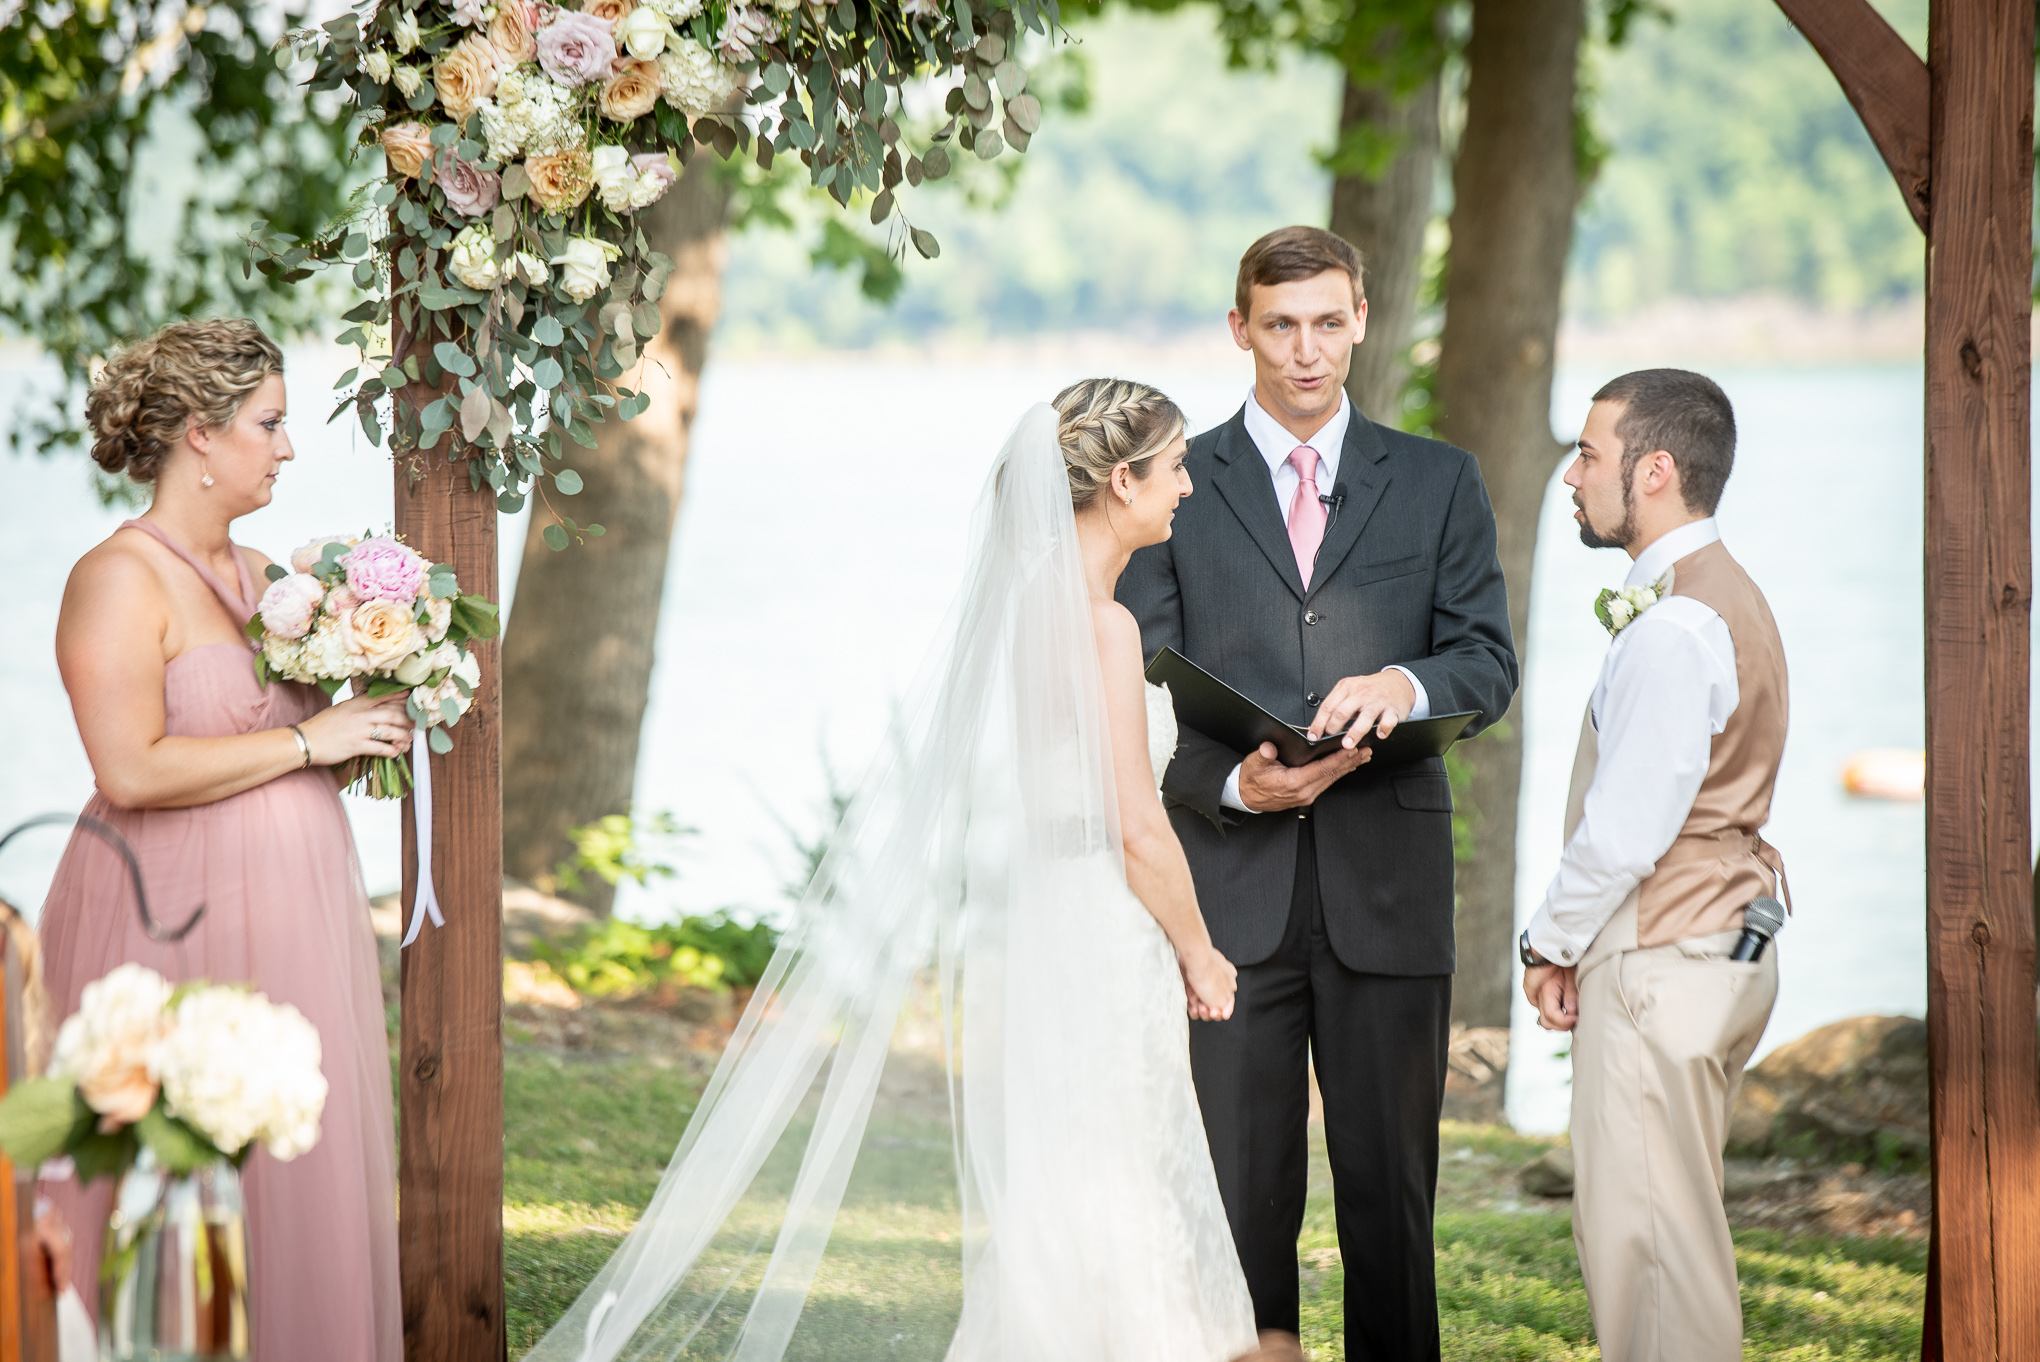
[1520,1144,1574,1198]
[1730,1014,1929,1166]
[1441,1024,1511,1125]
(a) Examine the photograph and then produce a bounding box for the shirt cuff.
[1221,764,1254,813]
[1387,665,1431,721]
[1524,912,1585,967]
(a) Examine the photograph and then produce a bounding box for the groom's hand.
[1309,669,1418,746]
[1523,963,1579,1031]
[1237,741,1370,811]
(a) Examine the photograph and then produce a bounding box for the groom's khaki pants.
[1570,896,1777,1362]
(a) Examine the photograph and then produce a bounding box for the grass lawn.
[500,1047,1926,1359]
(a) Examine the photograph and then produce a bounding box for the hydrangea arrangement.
[270,0,1056,535]
[0,965,329,1181]
[248,531,502,798]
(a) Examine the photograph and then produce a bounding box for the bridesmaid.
[40,319,405,1359]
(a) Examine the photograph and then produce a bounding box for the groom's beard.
[1575,487,1637,551]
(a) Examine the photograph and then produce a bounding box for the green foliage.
[0,0,358,455]
[552,810,690,898]
[531,911,780,998]
[1570,0,1929,316]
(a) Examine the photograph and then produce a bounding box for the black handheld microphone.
[1730,895,1787,962]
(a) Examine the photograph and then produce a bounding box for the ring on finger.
[370,726,385,743]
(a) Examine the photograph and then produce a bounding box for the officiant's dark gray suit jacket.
[1118,406,1517,977]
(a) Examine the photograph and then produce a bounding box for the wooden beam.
[1920,1,2040,1358]
[396,429,507,1359]
[1773,0,1931,229]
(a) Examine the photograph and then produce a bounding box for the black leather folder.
[1144,646,1479,769]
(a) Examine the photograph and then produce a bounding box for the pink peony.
[289,534,358,575]
[453,0,486,24]
[436,151,502,217]
[326,583,362,617]
[536,10,620,86]
[258,572,326,640]
[341,537,430,603]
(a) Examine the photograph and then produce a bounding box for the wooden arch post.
[395,376,508,1356]
[1774,1,2040,1357]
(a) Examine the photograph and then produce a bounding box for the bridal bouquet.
[0,965,328,1181]
[248,531,501,798]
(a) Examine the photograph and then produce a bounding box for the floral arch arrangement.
[280,0,1056,543]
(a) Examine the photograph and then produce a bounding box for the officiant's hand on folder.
[1240,672,1407,809]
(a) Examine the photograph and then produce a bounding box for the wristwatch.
[1519,930,1548,968]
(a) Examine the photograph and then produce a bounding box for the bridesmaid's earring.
[201,460,215,489]
[1122,492,1133,506]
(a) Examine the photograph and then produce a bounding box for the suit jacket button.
[1306,691,1320,706]
[1304,611,1319,625]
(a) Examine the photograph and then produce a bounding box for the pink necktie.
[1287,445,1327,587]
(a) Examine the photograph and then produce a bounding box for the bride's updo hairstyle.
[85,318,285,483]
[1053,378,1186,511]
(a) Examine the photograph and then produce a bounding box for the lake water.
[0,349,1974,1131]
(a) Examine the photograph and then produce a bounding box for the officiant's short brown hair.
[1235,227,1365,318]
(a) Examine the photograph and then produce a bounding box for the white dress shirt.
[1523,517,1740,965]
[1221,388,1431,813]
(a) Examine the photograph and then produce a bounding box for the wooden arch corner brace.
[1774,0,1932,232]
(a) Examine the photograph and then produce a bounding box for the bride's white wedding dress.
[528,407,1255,1362]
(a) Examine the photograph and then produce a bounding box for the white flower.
[49,965,173,1130]
[305,615,363,681]
[549,235,622,302]
[422,595,453,642]
[642,0,702,20]
[452,649,481,689]
[262,635,311,683]
[452,0,487,25]
[656,37,740,117]
[619,6,673,59]
[1594,574,1670,637]
[431,641,464,673]
[393,63,424,98]
[392,9,421,54]
[393,651,433,686]
[900,0,940,16]
[511,250,549,287]
[1606,598,1633,628]
[152,988,328,1161]
[717,5,778,63]
[449,223,507,290]
[478,70,584,161]
[288,534,357,575]
[590,143,636,210]
[361,50,393,83]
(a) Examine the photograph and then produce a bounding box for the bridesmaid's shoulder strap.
[118,518,258,624]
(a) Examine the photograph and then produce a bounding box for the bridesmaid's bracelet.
[288,724,313,769]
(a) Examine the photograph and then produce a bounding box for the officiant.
[1119,226,1516,1361]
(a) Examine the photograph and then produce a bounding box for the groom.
[1120,226,1516,1359]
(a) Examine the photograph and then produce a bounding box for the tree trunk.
[1434,0,1584,1032]
[1332,68,1442,427]
[499,158,733,914]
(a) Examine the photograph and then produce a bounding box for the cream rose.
[598,59,661,121]
[344,598,427,672]
[450,224,508,290]
[393,63,424,98]
[489,1,540,65]
[380,121,434,178]
[362,50,394,83]
[582,0,636,25]
[525,148,594,214]
[618,5,672,59]
[435,34,502,123]
[393,8,421,54]
[549,235,622,302]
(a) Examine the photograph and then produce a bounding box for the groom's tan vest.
[1566,539,1789,949]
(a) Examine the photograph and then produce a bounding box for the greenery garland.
[278,0,1057,543]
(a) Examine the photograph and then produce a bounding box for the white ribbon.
[401,728,445,947]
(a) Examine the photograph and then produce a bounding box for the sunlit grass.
[503,1057,1926,1360]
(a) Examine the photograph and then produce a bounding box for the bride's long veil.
[528,404,1125,1362]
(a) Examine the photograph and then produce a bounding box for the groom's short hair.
[1235,227,1365,318]
[1592,368,1737,514]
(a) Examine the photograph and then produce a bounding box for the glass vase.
[100,1149,249,1360]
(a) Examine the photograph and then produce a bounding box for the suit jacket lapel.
[1306,410,1391,598]
[1211,411,1307,601]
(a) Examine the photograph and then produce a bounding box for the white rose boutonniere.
[1594,575,1672,637]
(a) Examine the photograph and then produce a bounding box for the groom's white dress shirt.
[1523,517,1739,965]
[1219,389,1431,814]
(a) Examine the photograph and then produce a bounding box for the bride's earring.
[200,459,215,489]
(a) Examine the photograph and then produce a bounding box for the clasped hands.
[1236,669,1415,812]
[1522,963,1579,1031]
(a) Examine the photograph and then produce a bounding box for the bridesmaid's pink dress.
[38,520,401,1360]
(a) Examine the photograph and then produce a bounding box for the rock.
[1441,1025,1510,1125]
[1730,1015,1929,1166]
[1520,1144,1574,1198]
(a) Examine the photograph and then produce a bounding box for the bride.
[530,382,1260,1362]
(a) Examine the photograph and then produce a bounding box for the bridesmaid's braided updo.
[1052,378,1186,512]
[86,319,285,483]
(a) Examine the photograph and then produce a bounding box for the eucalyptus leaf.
[533,357,564,389]
[911,227,941,260]
[434,342,476,377]
[532,316,564,346]
[555,469,584,495]
[542,523,569,552]
[460,384,492,442]
[922,145,951,180]
[429,725,454,754]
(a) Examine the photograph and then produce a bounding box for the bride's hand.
[296,694,415,765]
[1180,945,1238,1022]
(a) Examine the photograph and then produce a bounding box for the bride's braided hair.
[86,319,285,483]
[1052,378,1186,511]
